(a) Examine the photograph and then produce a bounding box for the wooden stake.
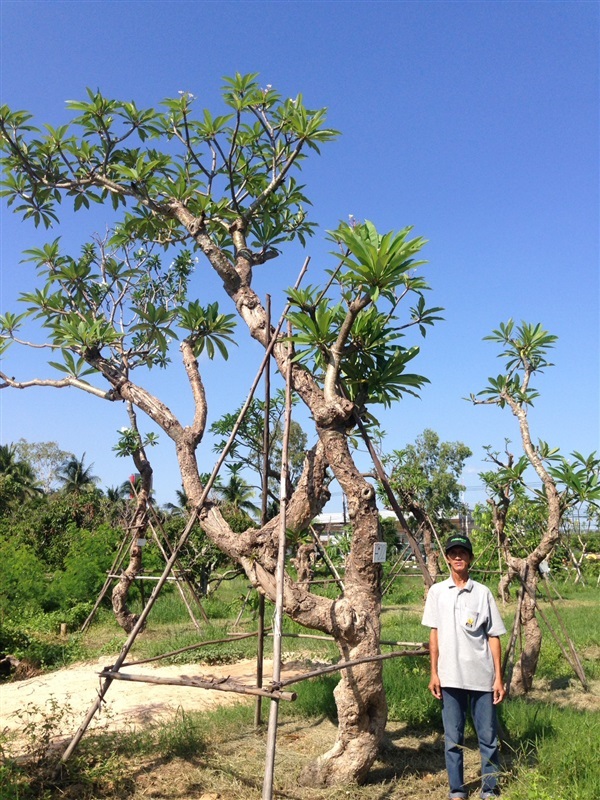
[255,294,271,729]
[350,411,434,588]
[262,321,293,800]
[309,525,345,591]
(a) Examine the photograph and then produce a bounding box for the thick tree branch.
[323,293,370,402]
[180,340,208,443]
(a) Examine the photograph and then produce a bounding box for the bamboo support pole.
[130,480,209,625]
[122,629,269,668]
[531,597,587,690]
[272,632,427,649]
[80,530,131,632]
[57,506,203,770]
[262,321,293,800]
[383,572,432,579]
[275,647,429,689]
[234,589,252,627]
[255,593,266,725]
[146,503,210,624]
[255,295,271,728]
[382,545,413,595]
[98,669,297,701]
[351,411,434,588]
[106,573,188,581]
[534,578,589,691]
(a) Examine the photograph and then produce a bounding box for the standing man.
[422,534,506,799]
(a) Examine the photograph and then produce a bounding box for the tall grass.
[501,700,600,800]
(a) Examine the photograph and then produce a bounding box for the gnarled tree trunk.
[510,560,542,694]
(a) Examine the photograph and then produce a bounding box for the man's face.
[446,546,472,568]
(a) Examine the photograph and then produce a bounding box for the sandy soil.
[0,656,309,752]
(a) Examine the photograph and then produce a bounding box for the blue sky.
[1,0,598,509]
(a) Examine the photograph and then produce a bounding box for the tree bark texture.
[510,569,542,697]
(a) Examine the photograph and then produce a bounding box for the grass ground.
[1,579,599,799]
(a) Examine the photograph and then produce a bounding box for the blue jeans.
[441,688,500,798]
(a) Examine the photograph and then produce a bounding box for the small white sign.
[136,538,147,547]
[372,542,387,563]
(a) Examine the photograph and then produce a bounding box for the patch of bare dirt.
[0,655,314,755]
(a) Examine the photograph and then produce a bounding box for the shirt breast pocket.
[462,607,481,632]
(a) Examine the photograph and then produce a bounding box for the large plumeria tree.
[0,74,442,785]
[472,321,600,694]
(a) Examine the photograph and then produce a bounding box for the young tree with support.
[471,321,600,695]
[0,75,442,785]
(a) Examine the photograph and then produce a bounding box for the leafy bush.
[51,524,119,606]
[0,619,32,655]
[0,540,47,616]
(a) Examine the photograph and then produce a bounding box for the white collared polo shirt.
[422,577,506,691]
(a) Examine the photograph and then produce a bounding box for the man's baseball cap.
[444,534,473,555]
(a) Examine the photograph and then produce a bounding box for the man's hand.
[429,672,442,700]
[427,628,441,698]
[493,676,506,705]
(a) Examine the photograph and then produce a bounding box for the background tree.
[381,429,471,582]
[0,443,41,510]
[0,76,441,785]
[13,439,73,493]
[210,391,309,516]
[215,463,259,522]
[163,486,190,517]
[471,321,600,694]
[56,453,100,495]
[105,483,130,503]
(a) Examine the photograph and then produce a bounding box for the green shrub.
[51,524,119,606]
[0,619,32,655]
[0,540,47,616]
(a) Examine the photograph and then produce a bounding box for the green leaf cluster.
[7,240,236,377]
[286,220,443,410]
[1,75,338,250]
[477,320,557,407]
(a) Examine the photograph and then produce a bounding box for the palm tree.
[0,443,41,501]
[56,453,100,494]
[120,473,156,503]
[105,484,130,502]
[164,486,189,517]
[215,464,259,517]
